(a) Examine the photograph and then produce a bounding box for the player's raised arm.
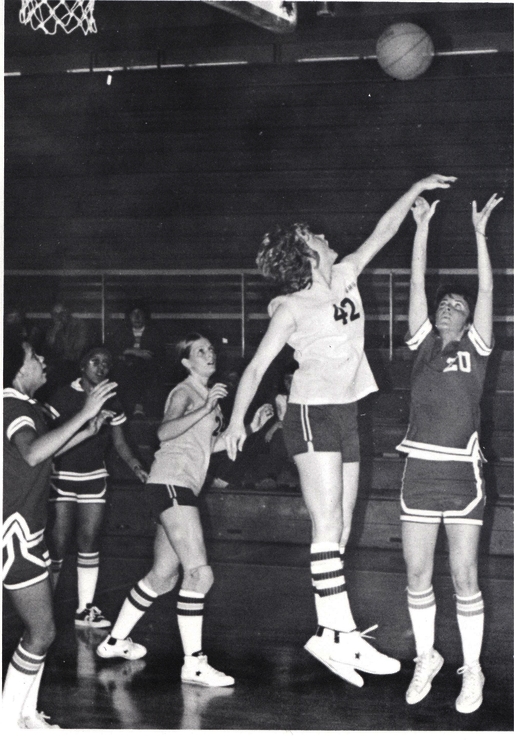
[344,174,456,276]
[408,197,439,337]
[471,193,503,348]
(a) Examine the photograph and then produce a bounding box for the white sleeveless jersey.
[269,259,378,405]
[147,375,223,494]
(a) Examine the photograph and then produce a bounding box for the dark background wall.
[4,1,513,349]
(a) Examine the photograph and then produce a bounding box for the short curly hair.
[256,223,319,294]
[434,283,476,324]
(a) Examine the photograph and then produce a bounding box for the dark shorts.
[3,521,50,591]
[282,402,360,461]
[401,457,486,526]
[146,483,198,517]
[49,476,107,504]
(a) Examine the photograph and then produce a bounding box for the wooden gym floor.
[2,539,513,731]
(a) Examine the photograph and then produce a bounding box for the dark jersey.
[46,379,126,480]
[3,389,52,533]
[397,319,492,462]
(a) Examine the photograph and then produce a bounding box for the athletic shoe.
[455,663,485,714]
[96,635,148,661]
[304,634,364,687]
[406,648,444,705]
[75,604,112,629]
[181,653,235,687]
[21,711,60,729]
[330,625,401,675]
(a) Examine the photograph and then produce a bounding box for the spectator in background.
[255,364,300,491]
[4,304,43,352]
[43,301,91,394]
[108,302,165,418]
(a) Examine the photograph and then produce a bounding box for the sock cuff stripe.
[407,586,434,597]
[316,583,347,597]
[455,592,483,603]
[408,599,436,610]
[178,594,205,604]
[311,569,344,582]
[77,554,100,567]
[177,607,204,616]
[128,590,154,612]
[16,643,45,662]
[457,606,484,617]
[310,550,341,562]
[135,581,158,600]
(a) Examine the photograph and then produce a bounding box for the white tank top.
[147,375,223,494]
[268,260,378,405]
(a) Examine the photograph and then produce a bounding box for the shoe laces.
[457,664,482,694]
[411,651,433,688]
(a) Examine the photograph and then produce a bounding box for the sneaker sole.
[96,647,147,661]
[330,647,401,676]
[75,620,111,629]
[181,677,235,688]
[304,639,364,687]
[406,654,444,705]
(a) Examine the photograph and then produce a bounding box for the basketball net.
[19,0,97,35]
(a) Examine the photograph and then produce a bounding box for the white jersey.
[269,260,378,405]
[147,375,223,494]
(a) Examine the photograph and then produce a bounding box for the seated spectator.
[108,302,165,418]
[42,301,91,396]
[4,304,43,352]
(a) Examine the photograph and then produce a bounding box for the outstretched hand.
[416,174,457,191]
[411,196,439,226]
[82,380,118,420]
[472,193,503,235]
[250,403,274,433]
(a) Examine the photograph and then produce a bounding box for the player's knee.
[26,617,56,653]
[450,563,478,596]
[184,564,214,594]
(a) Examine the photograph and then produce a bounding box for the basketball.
[376,23,434,80]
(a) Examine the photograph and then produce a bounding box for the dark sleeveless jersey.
[397,319,492,462]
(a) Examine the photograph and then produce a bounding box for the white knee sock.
[22,663,44,718]
[407,586,436,656]
[177,589,205,656]
[111,579,159,640]
[3,642,45,727]
[77,551,100,611]
[311,542,356,633]
[456,591,484,666]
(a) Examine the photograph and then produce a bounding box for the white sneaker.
[96,635,147,661]
[22,711,60,729]
[406,648,444,705]
[330,625,401,675]
[304,633,364,687]
[455,663,485,714]
[181,654,235,687]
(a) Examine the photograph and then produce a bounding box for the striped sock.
[77,551,100,611]
[311,542,356,632]
[177,590,205,656]
[407,586,436,656]
[456,591,484,666]
[3,642,45,726]
[50,558,64,589]
[111,579,158,640]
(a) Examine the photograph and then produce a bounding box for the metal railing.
[5,267,513,361]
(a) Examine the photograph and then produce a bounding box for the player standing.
[3,338,116,729]
[45,347,148,627]
[398,193,502,712]
[97,334,273,686]
[224,174,456,686]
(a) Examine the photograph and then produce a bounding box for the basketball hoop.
[19,0,97,35]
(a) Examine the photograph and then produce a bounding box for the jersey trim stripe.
[7,416,36,439]
[406,318,432,351]
[468,324,493,356]
[396,430,485,462]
